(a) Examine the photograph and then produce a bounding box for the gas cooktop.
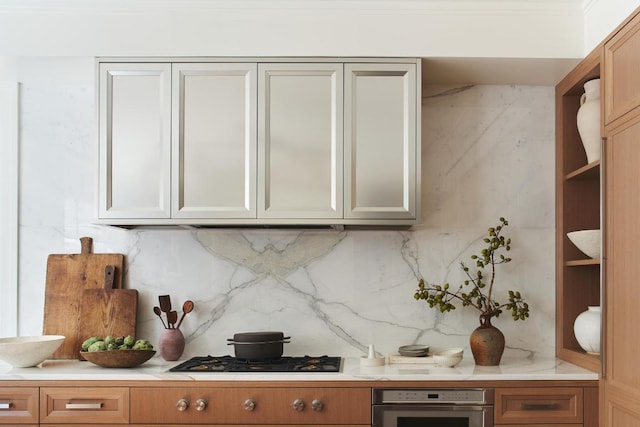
[169,355,341,373]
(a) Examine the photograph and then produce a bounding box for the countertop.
[0,356,598,382]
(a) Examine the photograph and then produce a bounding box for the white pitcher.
[576,78,601,164]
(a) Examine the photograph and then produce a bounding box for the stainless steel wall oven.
[372,388,494,427]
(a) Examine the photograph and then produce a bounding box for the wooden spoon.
[158,295,172,314]
[176,300,194,329]
[153,306,168,329]
[167,310,178,329]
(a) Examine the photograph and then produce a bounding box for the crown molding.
[0,0,585,15]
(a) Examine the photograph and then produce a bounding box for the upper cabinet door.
[344,63,418,220]
[172,63,257,219]
[98,63,172,219]
[605,11,640,125]
[258,63,344,219]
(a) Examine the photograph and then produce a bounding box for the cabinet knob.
[292,398,305,411]
[195,398,208,412]
[311,399,324,412]
[176,398,189,412]
[244,398,256,411]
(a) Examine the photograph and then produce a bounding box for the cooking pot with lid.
[227,331,291,360]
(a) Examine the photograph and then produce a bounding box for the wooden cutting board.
[42,237,124,359]
[77,265,138,358]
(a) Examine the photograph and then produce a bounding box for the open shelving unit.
[555,46,603,373]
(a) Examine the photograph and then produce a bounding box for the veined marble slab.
[0,357,597,382]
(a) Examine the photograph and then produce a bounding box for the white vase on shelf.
[576,78,601,164]
[573,306,601,355]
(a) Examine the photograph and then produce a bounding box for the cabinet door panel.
[605,11,640,124]
[602,110,640,427]
[172,63,257,218]
[99,63,171,219]
[258,63,343,219]
[344,63,417,219]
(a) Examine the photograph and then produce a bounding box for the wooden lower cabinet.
[130,386,370,425]
[495,386,598,426]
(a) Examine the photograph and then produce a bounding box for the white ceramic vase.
[573,306,601,355]
[576,78,601,164]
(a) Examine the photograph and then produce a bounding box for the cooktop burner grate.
[169,355,341,372]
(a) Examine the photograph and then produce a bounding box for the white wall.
[0,0,585,59]
[584,0,640,53]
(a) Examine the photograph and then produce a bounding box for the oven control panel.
[373,388,493,405]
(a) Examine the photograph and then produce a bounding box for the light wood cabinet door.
[172,63,257,219]
[0,387,38,424]
[257,63,344,219]
[604,10,640,125]
[344,63,418,220]
[602,108,640,427]
[98,63,172,219]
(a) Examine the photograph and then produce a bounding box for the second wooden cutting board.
[77,265,138,358]
[43,237,124,359]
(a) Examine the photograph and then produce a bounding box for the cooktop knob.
[244,398,256,411]
[195,398,208,412]
[292,398,305,412]
[311,399,324,412]
[176,398,189,412]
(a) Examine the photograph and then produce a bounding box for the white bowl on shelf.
[567,229,600,259]
[0,335,65,368]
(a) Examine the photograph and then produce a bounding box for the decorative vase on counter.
[158,328,185,361]
[573,306,601,355]
[469,317,505,366]
[576,78,601,164]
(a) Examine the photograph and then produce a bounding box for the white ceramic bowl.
[0,335,65,368]
[433,348,464,367]
[567,229,600,259]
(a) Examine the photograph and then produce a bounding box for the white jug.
[576,78,601,164]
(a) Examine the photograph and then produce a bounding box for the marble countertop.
[0,356,598,382]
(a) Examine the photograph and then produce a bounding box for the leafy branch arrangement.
[414,217,530,326]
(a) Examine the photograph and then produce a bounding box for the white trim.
[0,81,19,337]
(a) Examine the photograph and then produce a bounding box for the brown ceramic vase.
[469,318,505,366]
[158,328,185,361]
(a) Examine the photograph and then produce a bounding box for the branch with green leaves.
[413,218,530,325]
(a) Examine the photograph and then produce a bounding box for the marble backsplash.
[17,58,555,360]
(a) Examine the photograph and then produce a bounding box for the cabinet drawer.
[495,387,582,424]
[0,387,38,424]
[131,387,371,425]
[40,387,128,424]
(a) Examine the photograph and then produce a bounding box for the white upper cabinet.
[344,63,418,220]
[97,58,421,226]
[258,63,343,219]
[98,63,172,219]
[172,63,257,219]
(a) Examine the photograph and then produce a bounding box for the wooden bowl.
[80,350,156,368]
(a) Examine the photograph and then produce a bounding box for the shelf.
[558,348,601,373]
[566,259,600,267]
[565,160,600,180]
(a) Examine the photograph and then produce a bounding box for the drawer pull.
[65,402,103,410]
[0,402,10,409]
[521,402,559,411]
